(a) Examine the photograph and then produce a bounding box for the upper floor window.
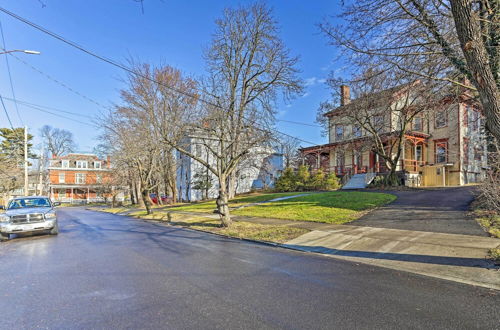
[335,125,344,141]
[372,115,385,132]
[58,173,65,183]
[353,125,362,138]
[435,142,447,163]
[94,161,101,169]
[62,160,69,168]
[469,108,480,131]
[413,116,423,132]
[435,111,447,128]
[75,173,86,184]
[76,161,88,169]
[474,146,483,161]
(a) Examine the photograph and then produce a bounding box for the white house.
[176,135,283,202]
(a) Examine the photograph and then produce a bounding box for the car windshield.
[7,198,52,210]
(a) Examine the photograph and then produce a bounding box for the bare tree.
[162,3,302,226]
[320,0,500,141]
[40,125,76,157]
[278,135,301,169]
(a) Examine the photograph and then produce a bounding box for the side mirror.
[53,202,61,207]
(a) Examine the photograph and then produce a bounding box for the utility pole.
[38,144,44,195]
[24,125,28,196]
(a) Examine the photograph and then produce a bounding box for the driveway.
[351,186,486,236]
[0,208,498,329]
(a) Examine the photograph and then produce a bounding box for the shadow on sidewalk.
[284,244,499,269]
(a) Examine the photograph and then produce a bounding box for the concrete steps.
[342,174,368,189]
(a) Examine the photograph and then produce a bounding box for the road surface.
[0,208,498,329]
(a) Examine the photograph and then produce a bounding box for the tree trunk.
[136,180,145,208]
[216,177,231,227]
[450,0,500,141]
[228,172,237,199]
[111,195,116,208]
[129,182,136,205]
[142,190,152,214]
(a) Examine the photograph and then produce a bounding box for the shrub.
[274,166,340,192]
[274,167,298,192]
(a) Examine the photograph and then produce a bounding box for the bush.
[274,166,340,192]
[274,167,298,192]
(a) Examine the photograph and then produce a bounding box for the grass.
[233,191,397,224]
[171,192,308,213]
[476,215,500,238]
[136,212,309,243]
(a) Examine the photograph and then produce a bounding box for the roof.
[324,83,414,118]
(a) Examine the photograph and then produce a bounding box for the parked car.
[149,193,170,205]
[0,196,60,241]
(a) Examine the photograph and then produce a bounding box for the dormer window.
[62,160,69,168]
[76,161,88,169]
[94,161,101,169]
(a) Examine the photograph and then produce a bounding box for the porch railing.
[403,159,426,172]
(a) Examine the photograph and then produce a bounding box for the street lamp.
[0,49,40,55]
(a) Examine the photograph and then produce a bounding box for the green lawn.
[233,191,396,224]
[171,192,308,213]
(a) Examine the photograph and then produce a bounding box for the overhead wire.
[0,6,319,146]
[0,21,22,125]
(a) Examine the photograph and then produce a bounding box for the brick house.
[48,153,112,203]
[300,85,488,187]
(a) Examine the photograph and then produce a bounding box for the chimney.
[340,85,350,106]
[106,155,111,168]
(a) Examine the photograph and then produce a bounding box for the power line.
[9,52,109,110]
[0,6,319,146]
[2,96,95,119]
[16,103,99,128]
[0,21,22,125]
[0,94,14,129]
[277,119,321,128]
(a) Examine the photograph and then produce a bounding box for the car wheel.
[49,222,59,235]
[0,233,9,241]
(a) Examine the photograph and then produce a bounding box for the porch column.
[71,187,73,203]
[87,187,90,203]
[316,152,320,170]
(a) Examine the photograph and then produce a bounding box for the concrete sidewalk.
[284,225,500,290]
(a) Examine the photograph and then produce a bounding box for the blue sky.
[0,0,343,151]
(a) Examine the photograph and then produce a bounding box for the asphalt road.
[0,208,498,329]
[352,187,486,236]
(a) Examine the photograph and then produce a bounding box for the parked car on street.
[0,197,60,241]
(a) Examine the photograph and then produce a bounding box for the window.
[76,161,88,169]
[415,145,423,162]
[469,109,480,131]
[372,115,385,132]
[353,125,362,137]
[435,142,447,163]
[435,111,447,128]
[474,146,483,161]
[335,125,344,141]
[94,161,101,169]
[354,152,362,168]
[413,117,423,131]
[58,173,65,183]
[62,160,69,168]
[75,173,86,184]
